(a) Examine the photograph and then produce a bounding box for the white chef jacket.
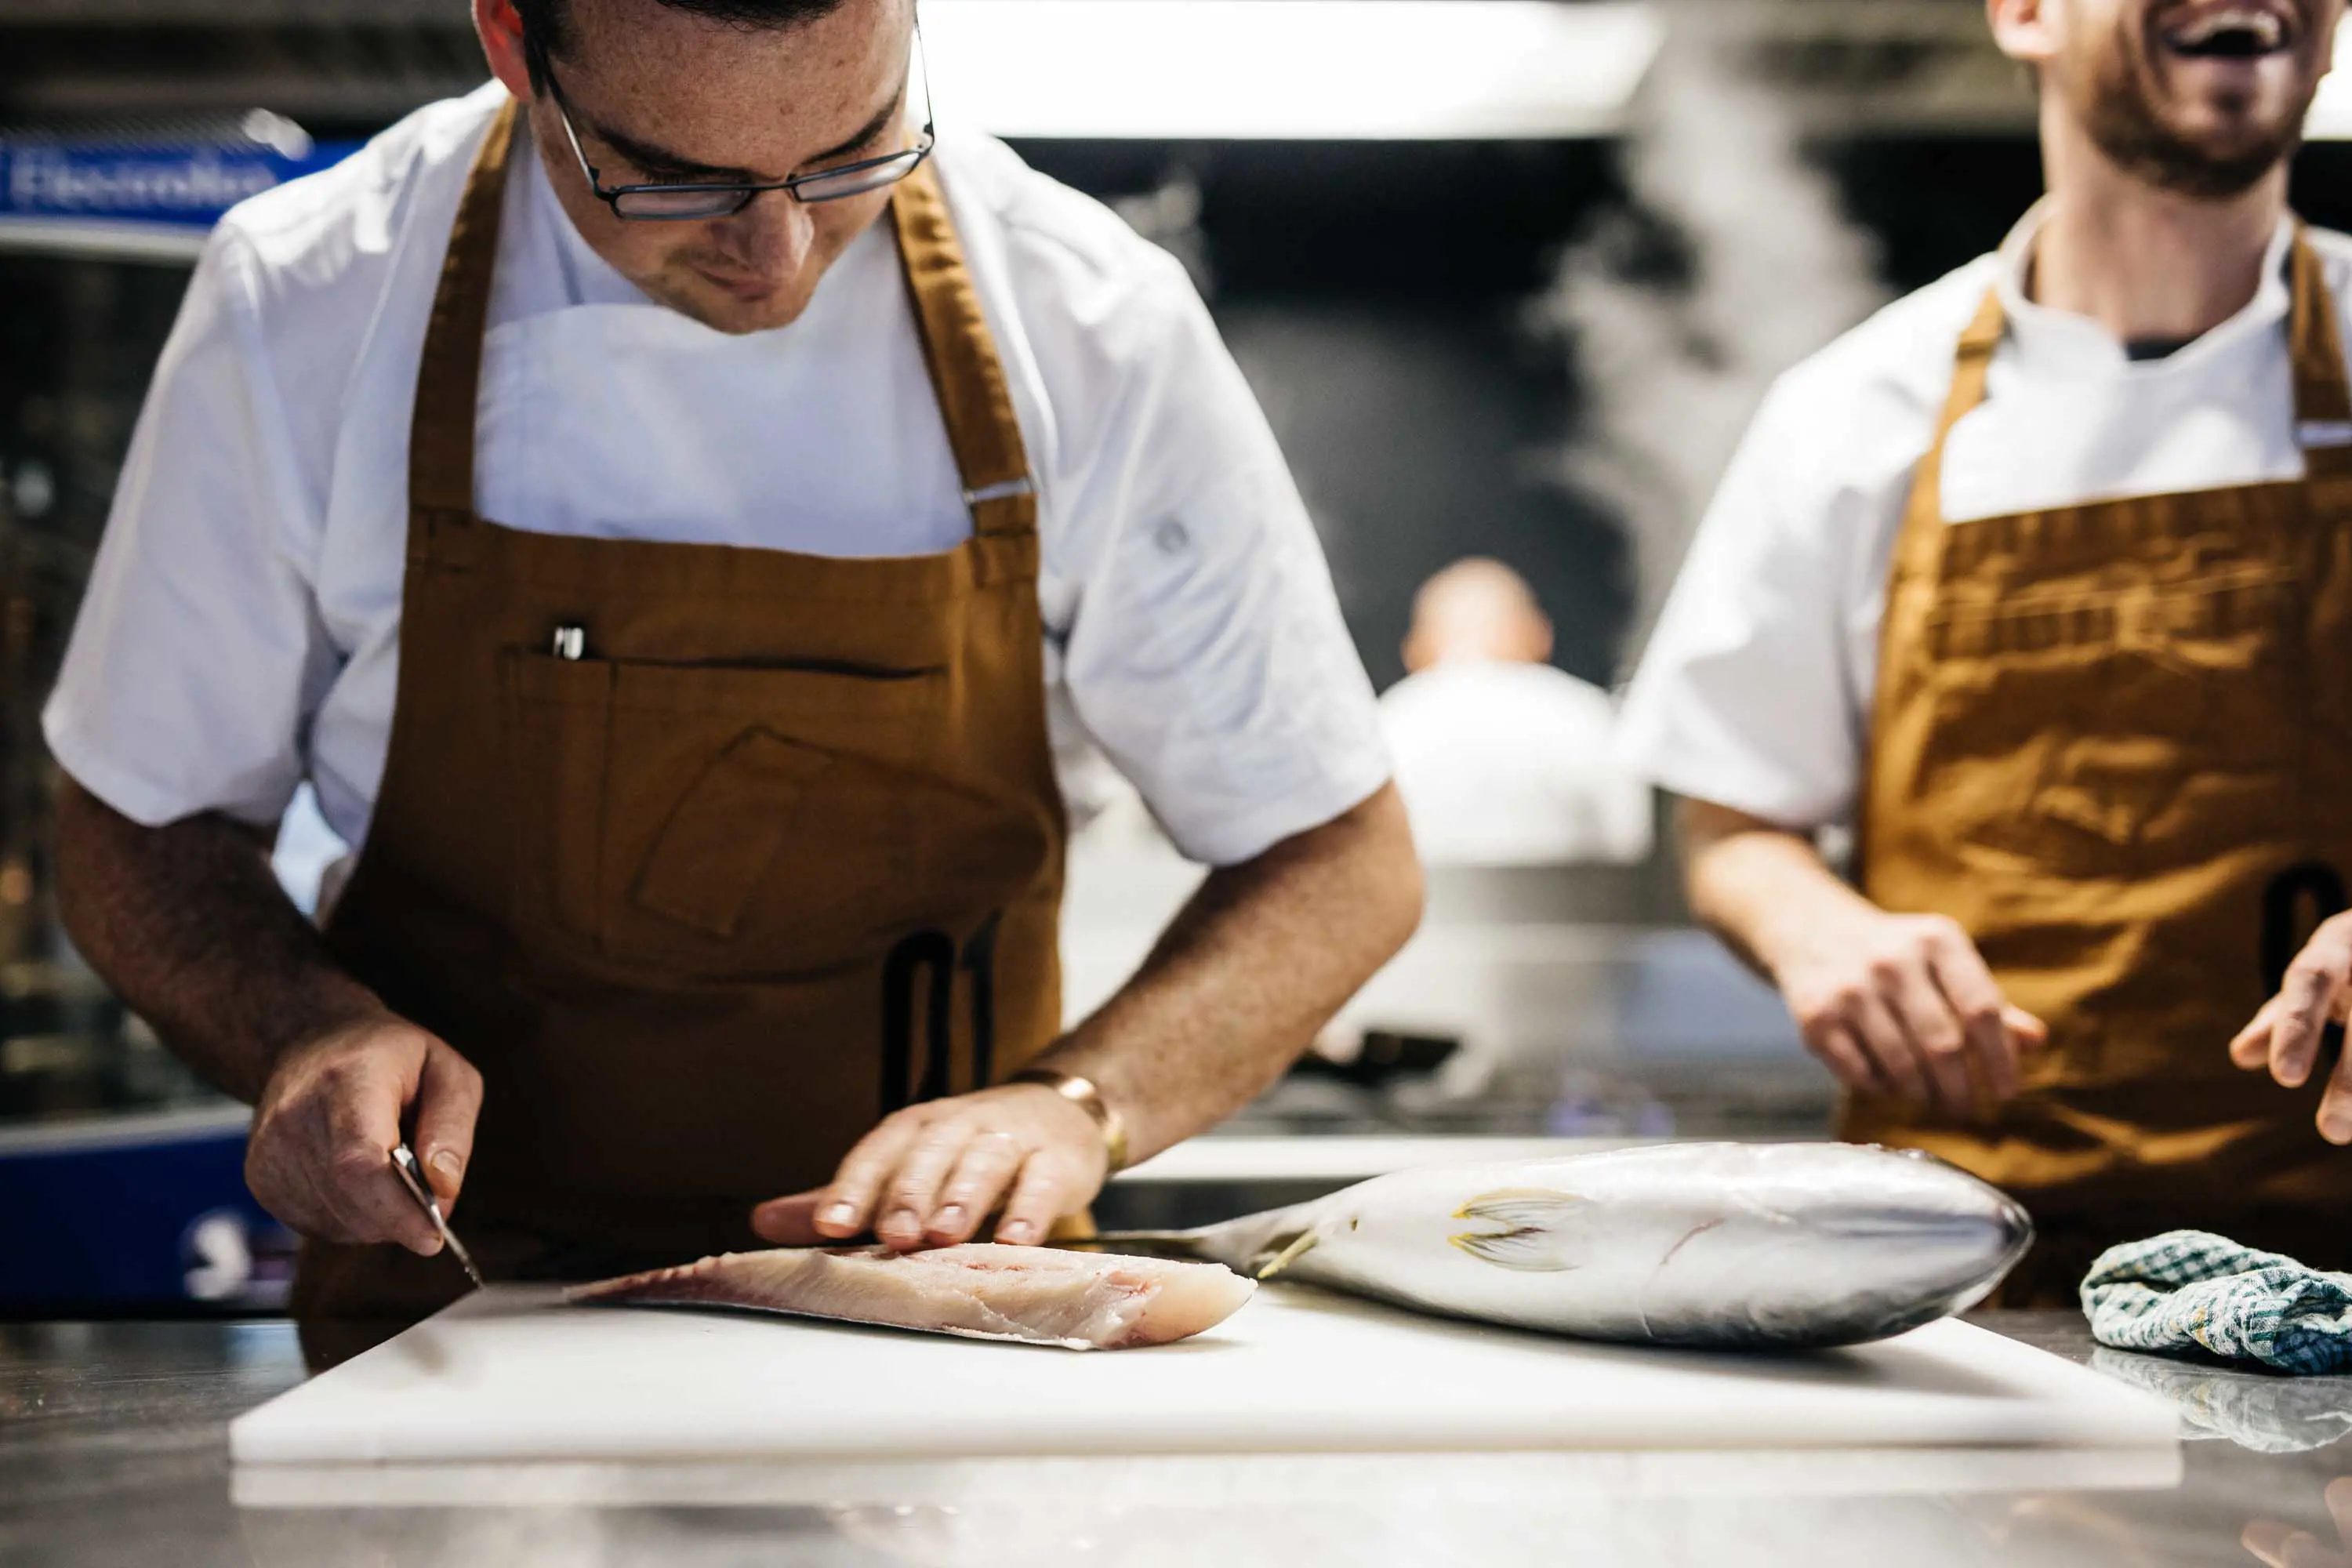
[1380,660,1652,867]
[1617,207,2352,830]
[42,85,1390,869]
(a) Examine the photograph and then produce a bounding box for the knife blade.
[390,1142,485,1290]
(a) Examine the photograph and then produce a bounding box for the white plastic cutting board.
[230,1283,2176,1465]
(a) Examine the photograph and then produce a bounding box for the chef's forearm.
[1036,782,1423,1164]
[53,775,389,1105]
[1677,797,1878,985]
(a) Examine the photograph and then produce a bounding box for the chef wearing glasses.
[1620,0,2352,1301]
[46,0,1420,1336]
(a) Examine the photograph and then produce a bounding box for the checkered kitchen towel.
[2083,1231,2352,1375]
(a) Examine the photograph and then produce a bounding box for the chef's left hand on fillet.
[753,1082,1109,1251]
[2231,911,2352,1142]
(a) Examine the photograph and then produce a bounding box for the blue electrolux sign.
[0,139,359,229]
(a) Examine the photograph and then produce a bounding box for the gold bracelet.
[1008,1068,1131,1174]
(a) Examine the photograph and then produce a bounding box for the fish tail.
[1087,1222,1323,1281]
[1249,1229,1320,1280]
[1070,1231,1214,1261]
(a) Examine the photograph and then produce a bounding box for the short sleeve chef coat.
[1616,207,2352,831]
[44,84,1390,869]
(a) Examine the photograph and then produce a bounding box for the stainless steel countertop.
[3,1311,2347,1566]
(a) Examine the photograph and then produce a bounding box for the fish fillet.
[566,1244,1255,1350]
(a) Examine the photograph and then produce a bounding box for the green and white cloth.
[2083,1231,2352,1376]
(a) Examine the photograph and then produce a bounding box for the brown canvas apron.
[291,101,1068,1338]
[1853,231,2352,1305]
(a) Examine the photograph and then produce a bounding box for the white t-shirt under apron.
[1617,209,2352,831]
[45,84,1391,870]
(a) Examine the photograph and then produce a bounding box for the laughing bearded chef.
[45,0,1421,1337]
[1619,0,2352,1302]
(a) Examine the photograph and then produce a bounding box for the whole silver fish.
[1099,1142,2032,1349]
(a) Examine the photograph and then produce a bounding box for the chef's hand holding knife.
[49,779,485,1260]
[263,1011,1112,1257]
[247,1011,483,1258]
[2231,909,2352,1144]
[1680,800,2046,1117]
[753,1078,1111,1251]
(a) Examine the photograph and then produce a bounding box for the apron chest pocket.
[501,651,953,975]
[631,729,837,938]
[1915,569,2299,878]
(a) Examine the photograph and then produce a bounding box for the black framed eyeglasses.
[527,18,935,220]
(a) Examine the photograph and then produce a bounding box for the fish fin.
[1250,1229,1320,1280]
[1446,1227,1582,1272]
[1448,1189,1588,1273]
[1450,1188,1586,1229]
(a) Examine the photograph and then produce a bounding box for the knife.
[390,1142,485,1290]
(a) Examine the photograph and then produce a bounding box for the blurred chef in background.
[1381,558,1651,868]
[40,0,1420,1341]
[1621,0,2352,1301]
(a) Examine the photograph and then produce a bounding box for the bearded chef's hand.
[246,1011,483,1253]
[1676,800,2044,1118]
[1775,909,2047,1117]
[2231,911,2352,1143]
[752,1083,1109,1251]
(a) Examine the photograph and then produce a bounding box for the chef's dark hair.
[517,0,851,79]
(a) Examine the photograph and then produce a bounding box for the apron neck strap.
[891,162,1039,539]
[2287,225,2352,478]
[410,96,520,524]
[1895,283,2007,572]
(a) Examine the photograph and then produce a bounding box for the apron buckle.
[961,476,1036,507]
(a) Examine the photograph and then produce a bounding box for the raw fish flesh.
[1097,1142,2032,1349]
[567,1243,1254,1350]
